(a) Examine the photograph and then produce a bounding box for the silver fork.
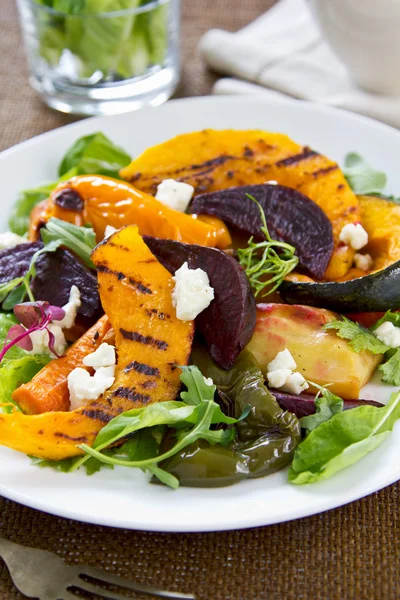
[0,537,196,600]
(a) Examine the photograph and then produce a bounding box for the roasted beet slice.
[189,184,334,280]
[272,390,383,419]
[144,236,256,370]
[0,242,102,323]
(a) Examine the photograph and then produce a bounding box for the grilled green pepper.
[160,348,301,487]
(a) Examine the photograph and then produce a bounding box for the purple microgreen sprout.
[0,301,66,362]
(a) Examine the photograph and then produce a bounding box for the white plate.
[1,96,400,532]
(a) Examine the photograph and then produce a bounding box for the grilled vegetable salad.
[1,129,400,488]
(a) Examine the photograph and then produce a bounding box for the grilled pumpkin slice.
[0,226,194,460]
[121,129,360,280]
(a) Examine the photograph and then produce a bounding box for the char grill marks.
[113,387,151,404]
[120,328,168,350]
[96,263,152,295]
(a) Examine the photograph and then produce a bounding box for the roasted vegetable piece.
[12,316,112,414]
[143,236,256,370]
[161,348,301,487]
[0,227,193,460]
[29,175,231,249]
[272,390,383,419]
[189,184,334,279]
[121,129,360,279]
[280,196,400,312]
[92,226,195,408]
[247,304,382,398]
[0,242,101,323]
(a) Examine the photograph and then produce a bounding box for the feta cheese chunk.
[29,323,67,357]
[353,253,373,271]
[374,321,400,348]
[283,372,309,395]
[172,262,214,321]
[0,232,28,250]
[155,179,195,212]
[339,223,368,250]
[267,348,297,373]
[68,366,115,411]
[104,225,117,238]
[203,376,213,386]
[83,343,116,370]
[267,369,293,389]
[54,286,81,329]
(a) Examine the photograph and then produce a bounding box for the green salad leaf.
[9,132,131,236]
[40,218,97,269]
[289,390,400,484]
[379,350,400,386]
[300,385,344,433]
[58,132,131,178]
[324,317,388,354]
[343,152,387,195]
[0,313,51,414]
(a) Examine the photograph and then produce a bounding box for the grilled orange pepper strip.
[29,175,231,249]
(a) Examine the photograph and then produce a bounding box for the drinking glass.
[17,0,180,115]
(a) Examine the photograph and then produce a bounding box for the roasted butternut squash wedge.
[92,225,195,406]
[121,129,360,279]
[29,175,231,249]
[12,315,112,415]
[247,303,382,398]
[0,226,194,460]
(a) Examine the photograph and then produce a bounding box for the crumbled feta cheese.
[266,180,278,185]
[374,321,400,348]
[267,369,293,389]
[267,348,297,373]
[82,343,116,370]
[203,376,213,387]
[172,262,214,321]
[68,366,115,411]
[155,179,195,212]
[266,348,309,394]
[29,323,67,357]
[353,253,373,271]
[283,372,309,395]
[339,223,368,250]
[104,225,117,238]
[0,232,28,250]
[54,286,81,329]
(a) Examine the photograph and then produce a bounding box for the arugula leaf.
[324,317,388,354]
[180,365,216,406]
[289,390,400,484]
[58,132,131,178]
[68,366,237,487]
[0,354,50,413]
[343,152,387,195]
[300,385,344,433]
[40,218,96,269]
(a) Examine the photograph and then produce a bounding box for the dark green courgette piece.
[280,259,400,312]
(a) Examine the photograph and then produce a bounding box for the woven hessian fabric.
[0,1,399,599]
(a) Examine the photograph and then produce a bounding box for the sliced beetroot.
[189,184,334,280]
[0,242,102,323]
[272,390,383,419]
[144,236,256,370]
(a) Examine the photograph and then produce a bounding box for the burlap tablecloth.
[0,1,399,599]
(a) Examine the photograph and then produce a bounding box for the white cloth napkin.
[199,0,400,128]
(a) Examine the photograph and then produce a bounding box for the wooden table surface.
[0,1,399,599]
